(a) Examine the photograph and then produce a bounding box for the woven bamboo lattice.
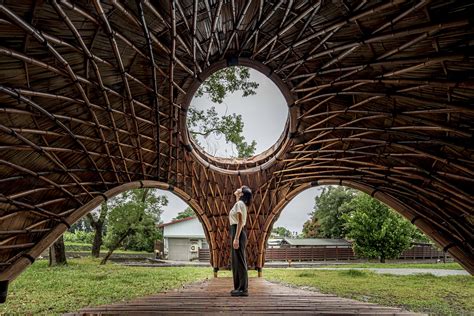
[0,0,473,286]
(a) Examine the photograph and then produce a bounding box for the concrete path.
[287,267,469,276]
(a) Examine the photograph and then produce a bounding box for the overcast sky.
[158,68,322,234]
[190,68,288,156]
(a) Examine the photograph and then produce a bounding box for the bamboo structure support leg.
[0,280,8,303]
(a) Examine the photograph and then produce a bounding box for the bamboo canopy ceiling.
[0,0,473,284]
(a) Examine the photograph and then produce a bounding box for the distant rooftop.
[157,216,197,228]
[282,238,351,247]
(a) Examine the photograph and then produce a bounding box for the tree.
[342,193,417,263]
[411,227,432,244]
[271,226,292,237]
[188,66,259,158]
[310,186,357,238]
[302,217,321,238]
[173,206,196,220]
[101,189,167,264]
[122,223,163,252]
[86,202,109,258]
[49,236,67,266]
[69,218,92,232]
[195,66,259,103]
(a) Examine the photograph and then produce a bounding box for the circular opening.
[187,65,289,159]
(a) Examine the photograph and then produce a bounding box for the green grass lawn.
[63,242,151,254]
[0,258,213,315]
[0,259,471,315]
[263,268,474,315]
[313,262,463,270]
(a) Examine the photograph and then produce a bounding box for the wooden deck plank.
[65,277,425,315]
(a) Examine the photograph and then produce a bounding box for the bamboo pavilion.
[0,0,473,301]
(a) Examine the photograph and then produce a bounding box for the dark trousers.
[230,224,248,291]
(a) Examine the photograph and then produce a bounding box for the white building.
[158,216,209,261]
[267,237,284,248]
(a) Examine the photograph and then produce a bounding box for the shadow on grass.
[338,269,368,277]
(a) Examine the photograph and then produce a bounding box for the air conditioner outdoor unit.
[190,244,198,252]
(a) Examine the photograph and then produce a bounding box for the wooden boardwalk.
[65,277,424,315]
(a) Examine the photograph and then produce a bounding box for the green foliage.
[411,227,432,243]
[310,186,357,238]
[304,186,433,258]
[104,189,167,252]
[173,206,196,220]
[122,225,162,252]
[68,218,92,232]
[302,217,321,238]
[187,106,257,158]
[188,66,258,158]
[63,242,96,252]
[342,193,416,262]
[195,66,259,103]
[63,231,94,244]
[272,226,292,237]
[62,242,150,254]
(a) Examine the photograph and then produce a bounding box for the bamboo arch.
[258,180,474,274]
[0,181,211,282]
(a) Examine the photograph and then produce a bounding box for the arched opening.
[0,181,214,283]
[271,187,321,238]
[65,187,212,264]
[260,181,471,273]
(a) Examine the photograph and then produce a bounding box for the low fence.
[266,246,355,261]
[198,244,448,262]
[397,244,448,260]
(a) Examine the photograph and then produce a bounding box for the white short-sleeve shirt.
[229,200,247,226]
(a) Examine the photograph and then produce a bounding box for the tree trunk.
[49,235,67,266]
[380,255,386,263]
[100,229,132,265]
[87,202,108,258]
[91,222,103,258]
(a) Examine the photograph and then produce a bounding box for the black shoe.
[231,290,248,297]
[230,289,240,296]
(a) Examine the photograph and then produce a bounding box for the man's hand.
[233,239,239,249]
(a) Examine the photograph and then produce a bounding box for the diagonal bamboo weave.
[0,0,473,287]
